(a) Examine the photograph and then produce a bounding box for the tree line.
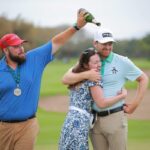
[0,15,150,59]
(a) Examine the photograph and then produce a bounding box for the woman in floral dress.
[59,48,127,150]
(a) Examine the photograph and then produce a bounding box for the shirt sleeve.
[123,57,143,81]
[26,41,54,68]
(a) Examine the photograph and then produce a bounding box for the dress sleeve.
[86,80,103,88]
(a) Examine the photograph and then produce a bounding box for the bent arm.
[90,86,126,108]
[52,27,78,54]
[124,72,149,114]
[62,67,90,85]
[62,68,101,85]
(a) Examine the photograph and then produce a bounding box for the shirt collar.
[0,56,13,71]
[101,52,114,63]
[0,57,7,68]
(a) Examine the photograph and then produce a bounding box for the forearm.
[99,94,124,108]
[51,9,87,54]
[124,73,149,114]
[62,67,101,85]
[91,87,126,108]
[132,73,149,107]
[62,70,88,85]
[52,27,77,54]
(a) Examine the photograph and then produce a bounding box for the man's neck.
[100,56,107,61]
[100,52,113,61]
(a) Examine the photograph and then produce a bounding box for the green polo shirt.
[93,52,143,112]
[101,52,114,76]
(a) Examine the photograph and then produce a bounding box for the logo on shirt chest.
[111,67,118,74]
[102,66,119,78]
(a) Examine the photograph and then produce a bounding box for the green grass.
[35,108,66,150]
[40,59,77,96]
[35,109,150,150]
[40,58,150,96]
[124,81,138,89]
[128,120,150,150]
[132,58,150,70]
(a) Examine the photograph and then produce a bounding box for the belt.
[69,106,90,118]
[0,115,35,123]
[96,106,123,117]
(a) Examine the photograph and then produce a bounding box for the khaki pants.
[0,118,39,150]
[90,111,128,150]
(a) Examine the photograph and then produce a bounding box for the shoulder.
[113,53,127,60]
[26,41,52,56]
[0,57,7,70]
[113,53,133,64]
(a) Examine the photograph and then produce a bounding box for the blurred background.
[0,0,150,59]
[0,0,150,150]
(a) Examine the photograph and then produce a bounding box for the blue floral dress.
[59,80,101,150]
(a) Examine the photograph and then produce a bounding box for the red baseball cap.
[0,33,27,50]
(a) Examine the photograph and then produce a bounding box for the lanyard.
[8,66,21,96]
[8,66,20,87]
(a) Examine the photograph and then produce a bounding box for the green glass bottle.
[85,13,101,26]
[79,8,101,26]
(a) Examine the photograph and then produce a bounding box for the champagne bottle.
[79,8,101,26]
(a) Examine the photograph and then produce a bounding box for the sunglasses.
[82,48,97,54]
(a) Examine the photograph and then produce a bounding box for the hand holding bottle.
[78,8,101,26]
[75,8,87,29]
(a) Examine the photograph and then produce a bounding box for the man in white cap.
[62,27,149,150]
[0,10,87,150]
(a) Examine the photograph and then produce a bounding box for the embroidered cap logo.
[102,33,113,38]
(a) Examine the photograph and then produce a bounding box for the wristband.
[73,23,80,31]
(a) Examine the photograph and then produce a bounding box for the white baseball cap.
[94,28,115,43]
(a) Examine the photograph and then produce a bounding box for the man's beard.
[9,52,26,65]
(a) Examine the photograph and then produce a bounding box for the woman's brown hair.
[69,47,97,89]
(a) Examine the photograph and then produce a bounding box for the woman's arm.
[62,68,101,85]
[90,86,127,108]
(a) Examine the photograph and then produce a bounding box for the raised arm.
[90,86,127,108]
[62,68,101,85]
[51,10,86,55]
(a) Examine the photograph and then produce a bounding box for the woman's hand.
[86,69,101,82]
[117,88,127,99]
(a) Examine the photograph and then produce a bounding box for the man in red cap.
[0,10,87,150]
[0,34,27,65]
[0,33,27,49]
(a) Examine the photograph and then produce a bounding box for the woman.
[59,48,127,150]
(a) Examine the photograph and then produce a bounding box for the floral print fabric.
[59,80,102,150]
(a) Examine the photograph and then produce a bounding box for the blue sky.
[0,0,150,40]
